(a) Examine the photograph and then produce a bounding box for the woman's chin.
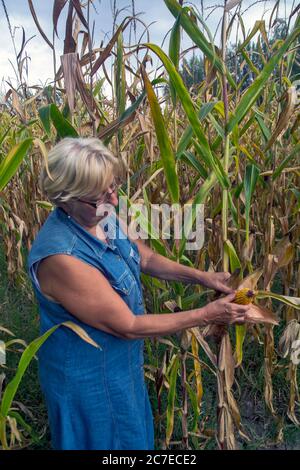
[95,203,117,219]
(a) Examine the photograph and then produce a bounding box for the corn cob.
[234,288,256,305]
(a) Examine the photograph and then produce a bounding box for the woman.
[27,137,251,450]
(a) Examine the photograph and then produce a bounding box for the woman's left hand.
[198,271,234,294]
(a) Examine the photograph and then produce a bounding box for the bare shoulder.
[36,255,70,302]
[36,254,100,301]
[38,253,87,272]
[37,254,83,280]
[35,253,135,338]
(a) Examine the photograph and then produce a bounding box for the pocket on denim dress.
[111,269,135,296]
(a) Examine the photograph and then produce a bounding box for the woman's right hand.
[201,292,251,326]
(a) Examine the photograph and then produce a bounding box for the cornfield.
[0,0,300,450]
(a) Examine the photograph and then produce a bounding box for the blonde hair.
[39,137,122,205]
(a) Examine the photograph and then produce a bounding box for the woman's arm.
[134,238,233,294]
[118,215,233,293]
[37,254,249,340]
[135,238,202,283]
[117,215,203,283]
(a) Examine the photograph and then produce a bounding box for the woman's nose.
[110,192,119,206]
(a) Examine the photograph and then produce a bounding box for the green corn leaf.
[0,139,33,191]
[99,87,153,142]
[186,381,200,431]
[192,139,216,172]
[0,127,10,147]
[240,49,259,76]
[169,13,181,105]
[237,20,269,52]
[35,200,54,210]
[112,77,164,133]
[256,292,300,309]
[244,164,260,242]
[180,151,208,179]
[228,190,239,228]
[179,154,232,257]
[224,240,246,367]
[49,104,78,138]
[115,29,126,116]
[235,325,247,367]
[227,25,300,133]
[93,77,106,97]
[145,43,230,189]
[181,291,212,310]
[141,67,179,203]
[0,322,100,417]
[115,28,126,144]
[38,105,52,138]
[166,355,180,446]
[176,101,216,157]
[224,240,242,273]
[254,112,271,142]
[209,113,225,139]
[164,0,236,89]
[118,187,167,256]
[272,142,300,180]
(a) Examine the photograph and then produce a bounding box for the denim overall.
[27,206,155,450]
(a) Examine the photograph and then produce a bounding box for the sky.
[0,0,296,95]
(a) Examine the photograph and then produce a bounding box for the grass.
[0,240,299,450]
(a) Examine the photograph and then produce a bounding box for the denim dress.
[27,206,155,450]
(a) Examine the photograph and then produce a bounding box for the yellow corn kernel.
[234,288,256,305]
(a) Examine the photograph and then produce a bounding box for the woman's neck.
[58,205,108,243]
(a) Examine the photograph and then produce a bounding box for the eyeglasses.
[78,178,120,208]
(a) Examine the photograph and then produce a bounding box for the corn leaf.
[35,200,54,210]
[224,240,242,273]
[91,18,131,76]
[115,29,126,118]
[227,25,300,133]
[0,139,32,191]
[118,187,168,256]
[186,381,200,431]
[164,0,236,89]
[176,101,216,157]
[235,325,247,367]
[38,105,52,138]
[256,292,300,310]
[180,151,208,179]
[244,164,260,242]
[272,142,300,180]
[49,103,78,138]
[146,43,230,189]
[0,322,100,417]
[265,86,298,150]
[179,154,232,256]
[166,355,179,446]
[141,67,179,204]
[53,0,68,36]
[28,0,53,49]
[237,20,269,52]
[169,13,181,105]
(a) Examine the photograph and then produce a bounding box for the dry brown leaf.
[246,304,279,325]
[265,86,298,150]
[239,268,263,290]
